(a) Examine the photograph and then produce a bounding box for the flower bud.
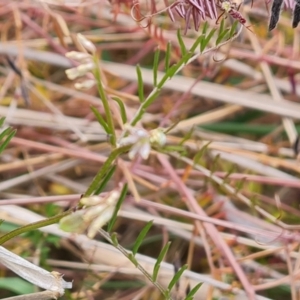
[74,79,95,90]
[65,51,91,62]
[77,33,96,54]
[150,128,167,146]
[65,62,94,80]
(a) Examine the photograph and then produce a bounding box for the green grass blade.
[107,183,128,232]
[167,264,188,291]
[0,277,34,294]
[136,64,144,103]
[112,96,127,124]
[90,106,110,133]
[153,48,160,87]
[152,241,171,281]
[132,220,153,256]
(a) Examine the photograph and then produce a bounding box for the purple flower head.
[168,0,217,33]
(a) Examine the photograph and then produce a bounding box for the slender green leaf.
[141,89,161,109]
[193,141,212,164]
[201,22,209,35]
[223,164,236,183]
[0,127,13,141]
[166,64,179,78]
[229,20,239,38]
[112,96,127,124]
[107,183,128,232]
[0,129,16,155]
[165,41,172,71]
[90,106,110,133]
[200,28,217,52]
[179,126,195,146]
[189,34,204,53]
[162,145,186,153]
[177,29,187,56]
[168,264,188,291]
[153,48,160,87]
[216,28,230,45]
[0,117,5,127]
[210,153,220,175]
[132,220,153,255]
[219,18,225,36]
[0,277,34,294]
[136,64,144,103]
[182,52,194,65]
[235,177,246,193]
[185,282,203,300]
[153,241,171,281]
[164,121,180,134]
[216,18,229,45]
[94,165,116,195]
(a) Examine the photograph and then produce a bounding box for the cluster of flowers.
[65,34,96,89]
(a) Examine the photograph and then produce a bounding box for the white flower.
[74,79,95,90]
[60,191,120,239]
[65,62,94,80]
[118,125,166,160]
[77,33,96,54]
[0,246,72,295]
[118,125,151,160]
[149,128,167,146]
[221,1,231,12]
[65,51,91,62]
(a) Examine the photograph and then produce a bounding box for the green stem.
[84,145,131,197]
[98,228,171,299]
[93,56,117,147]
[0,209,72,245]
[129,63,181,126]
[0,144,130,245]
[130,26,243,127]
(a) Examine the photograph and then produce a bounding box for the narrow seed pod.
[292,0,300,28]
[269,0,284,31]
[293,135,300,156]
